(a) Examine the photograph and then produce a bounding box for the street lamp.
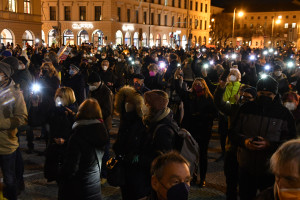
[232,9,244,44]
[272,15,282,47]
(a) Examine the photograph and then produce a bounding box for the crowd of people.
[0,41,299,200]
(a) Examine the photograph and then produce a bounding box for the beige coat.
[0,81,28,155]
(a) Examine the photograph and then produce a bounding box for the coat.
[89,82,113,131]
[231,100,296,175]
[63,73,85,105]
[0,81,28,155]
[58,121,109,200]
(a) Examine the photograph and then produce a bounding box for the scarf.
[143,107,170,127]
[72,119,102,130]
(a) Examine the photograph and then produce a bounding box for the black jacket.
[58,122,109,200]
[63,73,85,105]
[231,100,296,175]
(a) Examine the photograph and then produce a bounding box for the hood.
[114,85,144,117]
[73,120,108,148]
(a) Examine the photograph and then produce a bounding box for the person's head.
[70,48,78,58]
[133,74,145,90]
[54,87,76,107]
[101,60,109,71]
[150,52,157,60]
[40,62,59,78]
[270,139,300,199]
[148,63,159,77]
[282,92,299,111]
[169,53,178,63]
[144,90,169,113]
[151,151,191,200]
[228,68,241,82]
[48,51,58,64]
[273,65,283,77]
[18,56,28,69]
[191,78,213,99]
[1,50,12,58]
[1,56,19,73]
[87,72,101,92]
[101,52,107,59]
[69,64,80,76]
[76,98,103,120]
[0,62,12,87]
[240,87,257,104]
[256,75,278,102]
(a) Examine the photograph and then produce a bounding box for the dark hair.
[151,151,189,180]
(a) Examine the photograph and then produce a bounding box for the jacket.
[223,81,242,105]
[231,101,296,175]
[0,81,28,155]
[58,121,109,200]
[63,73,85,105]
[89,82,113,130]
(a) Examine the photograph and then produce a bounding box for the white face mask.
[114,56,118,60]
[275,71,282,77]
[83,54,87,58]
[229,75,237,82]
[101,56,106,59]
[55,97,63,107]
[155,57,159,62]
[89,85,98,91]
[284,102,297,111]
[118,58,122,62]
[135,60,140,65]
[18,64,25,70]
[102,66,108,71]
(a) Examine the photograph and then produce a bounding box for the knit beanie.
[0,62,13,77]
[244,87,257,99]
[18,56,28,66]
[256,75,279,95]
[1,50,12,57]
[274,65,282,71]
[1,56,19,72]
[144,90,169,111]
[88,72,101,84]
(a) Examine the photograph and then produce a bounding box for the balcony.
[0,10,41,23]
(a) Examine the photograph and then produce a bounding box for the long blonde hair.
[40,62,59,78]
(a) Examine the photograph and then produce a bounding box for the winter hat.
[282,92,299,105]
[1,50,12,57]
[87,72,101,84]
[70,64,80,72]
[256,75,279,95]
[244,87,257,99]
[18,56,28,66]
[274,65,282,71]
[133,74,145,80]
[144,90,169,111]
[1,56,19,72]
[0,62,13,77]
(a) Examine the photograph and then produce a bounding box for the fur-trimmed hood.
[114,85,145,117]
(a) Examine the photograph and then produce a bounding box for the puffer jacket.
[0,81,28,155]
[58,121,109,200]
[231,101,296,175]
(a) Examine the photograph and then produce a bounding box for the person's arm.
[154,126,174,153]
[214,81,232,115]
[0,89,28,129]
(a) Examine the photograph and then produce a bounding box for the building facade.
[41,0,211,48]
[0,0,42,46]
[233,10,300,48]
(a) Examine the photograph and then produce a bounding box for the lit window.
[285,23,288,28]
[292,23,296,28]
[9,0,16,12]
[24,0,31,14]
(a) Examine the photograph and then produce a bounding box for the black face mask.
[257,95,273,106]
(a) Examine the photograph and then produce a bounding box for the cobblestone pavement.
[18,120,226,200]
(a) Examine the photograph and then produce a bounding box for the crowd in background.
[0,41,299,200]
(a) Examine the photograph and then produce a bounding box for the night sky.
[211,0,300,12]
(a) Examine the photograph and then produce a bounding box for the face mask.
[229,75,237,82]
[114,56,118,60]
[278,188,300,200]
[284,102,297,111]
[167,182,190,200]
[274,71,282,77]
[18,64,25,70]
[149,71,157,77]
[101,56,106,59]
[155,57,159,62]
[83,54,87,58]
[89,85,98,91]
[55,97,63,107]
[102,66,108,71]
[69,69,76,76]
[118,58,122,62]
[135,60,140,65]
[194,85,204,94]
[257,95,273,105]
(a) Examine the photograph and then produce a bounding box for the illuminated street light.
[276,19,281,24]
[211,18,215,22]
[238,11,244,17]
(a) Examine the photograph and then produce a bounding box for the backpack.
[153,124,199,175]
